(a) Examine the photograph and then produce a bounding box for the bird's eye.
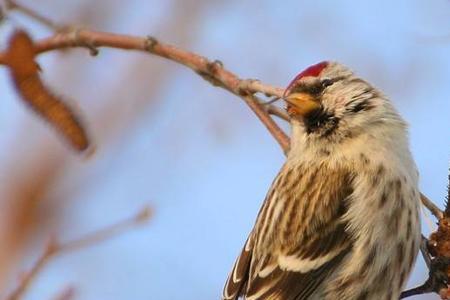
[321,79,334,88]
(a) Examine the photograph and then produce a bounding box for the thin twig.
[4,0,61,31]
[421,235,432,269]
[7,240,57,300]
[50,286,76,300]
[60,206,151,252]
[259,97,289,121]
[265,104,289,121]
[238,79,284,97]
[444,167,450,217]
[6,206,152,300]
[421,194,444,220]
[261,97,281,106]
[400,256,450,299]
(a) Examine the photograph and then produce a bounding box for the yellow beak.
[285,93,320,117]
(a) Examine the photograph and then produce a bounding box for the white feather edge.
[222,236,254,299]
[256,251,339,277]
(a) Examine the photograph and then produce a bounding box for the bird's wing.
[245,220,351,300]
[222,220,351,300]
[222,235,254,300]
[244,165,355,300]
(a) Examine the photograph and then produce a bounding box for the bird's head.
[284,61,405,145]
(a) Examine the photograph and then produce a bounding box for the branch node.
[68,27,99,56]
[238,79,260,96]
[88,45,99,56]
[194,60,224,87]
[135,206,153,223]
[207,59,223,74]
[144,36,159,52]
[46,236,60,255]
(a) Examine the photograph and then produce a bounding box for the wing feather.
[223,164,355,300]
[222,236,253,300]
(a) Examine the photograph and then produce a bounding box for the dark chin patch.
[303,107,339,137]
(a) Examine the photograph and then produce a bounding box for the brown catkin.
[5,30,89,151]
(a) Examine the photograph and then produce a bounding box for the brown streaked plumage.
[223,61,421,300]
[225,163,354,300]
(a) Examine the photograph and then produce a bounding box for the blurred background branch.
[6,206,151,300]
[4,0,60,30]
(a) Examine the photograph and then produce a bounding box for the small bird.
[222,61,421,300]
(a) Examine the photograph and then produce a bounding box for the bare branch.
[0,28,290,153]
[0,17,438,207]
[6,206,152,300]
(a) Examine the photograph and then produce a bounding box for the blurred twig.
[50,286,76,300]
[4,0,61,31]
[445,168,450,217]
[5,206,152,300]
[422,194,444,219]
[52,286,75,300]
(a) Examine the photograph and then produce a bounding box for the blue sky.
[0,0,449,299]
